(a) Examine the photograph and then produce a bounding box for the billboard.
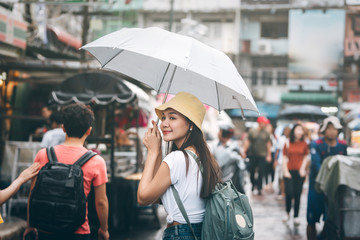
[288,10,345,80]
[346,0,360,5]
[345,13,360,57]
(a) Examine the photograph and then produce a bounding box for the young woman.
[137,92,221,239]
[282,123,309,226]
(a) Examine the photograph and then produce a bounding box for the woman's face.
[160,108,191,147]
[294,125,304,141]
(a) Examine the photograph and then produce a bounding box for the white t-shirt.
[40,128,66,148]
[276,135,288,164]
[161,150,206,224]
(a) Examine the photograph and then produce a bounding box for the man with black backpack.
[23,103,109,240]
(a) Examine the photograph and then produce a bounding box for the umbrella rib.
[101,49,124,69]
[215,82,221,111]
[232,95,247,121]
[157,63,171,93]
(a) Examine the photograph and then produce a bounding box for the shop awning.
[49,71,136,105]
[281,92,338,105]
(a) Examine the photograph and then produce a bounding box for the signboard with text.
[0,7,27,49]
[345,14,360,57]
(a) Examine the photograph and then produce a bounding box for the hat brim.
[320,121,342,132]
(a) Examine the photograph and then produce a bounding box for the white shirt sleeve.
[163,151,186,185]
[40,132,51,148]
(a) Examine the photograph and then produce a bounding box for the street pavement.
[111,176,314,240]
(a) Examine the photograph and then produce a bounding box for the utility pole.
[81,0,90,60]
[169,0,174,32]
[235,0,241,71]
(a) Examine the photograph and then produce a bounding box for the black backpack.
[29,147,97,233]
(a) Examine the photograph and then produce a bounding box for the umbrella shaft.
[156,66,178,126]
[162,65,177,104]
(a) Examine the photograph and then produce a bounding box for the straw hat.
[155,92,206,132]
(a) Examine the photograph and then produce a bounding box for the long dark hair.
[289,123,305,143]
[171,118,221,198]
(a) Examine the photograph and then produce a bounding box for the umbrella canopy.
[81,27,258,115]
[278,105,328,120]
[50,71,136,105]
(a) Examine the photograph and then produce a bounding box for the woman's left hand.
[143,120,162,154]
[299,167,307,178]
[18,162,40,184]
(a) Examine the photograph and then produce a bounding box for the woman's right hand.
[98,228,109,240]
[143,120,162,154]
[22,227,37,240]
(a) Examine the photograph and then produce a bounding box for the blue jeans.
[163,223,202,240]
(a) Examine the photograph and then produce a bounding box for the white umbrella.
[81,27,258,117]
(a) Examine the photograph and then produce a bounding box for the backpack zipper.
[225,197,230,239]
[68,167,74,178]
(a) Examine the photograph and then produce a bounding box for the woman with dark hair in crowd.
[282,123,309,226]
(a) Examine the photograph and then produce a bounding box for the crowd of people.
[0,94,351,240]
[217,114,348,240]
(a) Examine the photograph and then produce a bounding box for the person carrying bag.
[137,92,254,240]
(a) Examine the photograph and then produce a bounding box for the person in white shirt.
[274,126,291,199]
[137,92,221,240]
[40,111,66,148]
[210,123,245,193]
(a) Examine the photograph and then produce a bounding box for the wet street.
[112,176,312,240]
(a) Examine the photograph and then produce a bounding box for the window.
[252,56,288,68]
[251,70,258,86]
[262,71,272,85]
[203,21,222,39]
[261,22,288,38]
[277,71,287,85]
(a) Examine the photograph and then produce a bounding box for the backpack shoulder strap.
[171,185,198,240]
[46,147,58,163]
[74,151,97,166]
[185,150,203,174]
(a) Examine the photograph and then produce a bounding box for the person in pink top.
[23,103,109,240]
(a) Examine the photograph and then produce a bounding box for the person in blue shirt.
[307,116,347,240]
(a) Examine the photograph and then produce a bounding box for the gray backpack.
[171,150,254,240]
